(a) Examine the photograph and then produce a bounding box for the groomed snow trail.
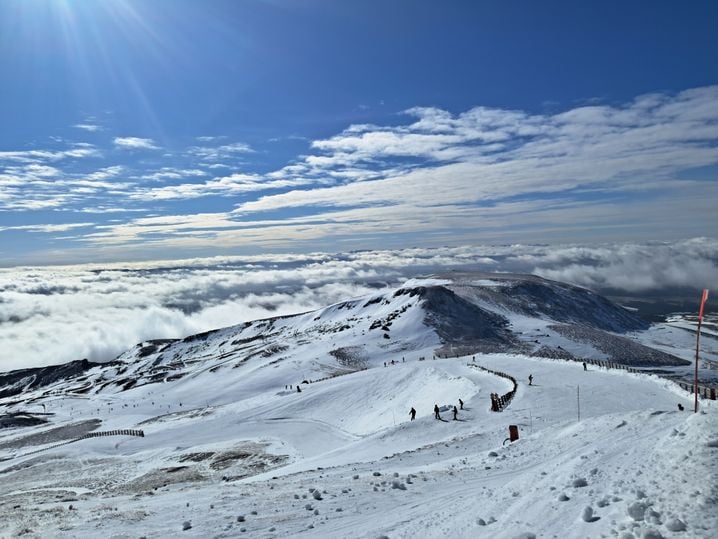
[1,354,715,538]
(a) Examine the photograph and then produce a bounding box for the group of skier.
[410,398,464,422]
[384,357,406,367]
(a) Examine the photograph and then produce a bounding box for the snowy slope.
[1,354,715,538]
[0,273,689,402]
[0,273,715,538]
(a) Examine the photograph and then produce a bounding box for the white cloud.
[187,142,254,160]
[128,172,312,201]
[0,239,715,372]
[0,222,94,233]
[2,86,717,261]
[530,238,718,293]
[0,147,99,163]
[73,123,103,132]
[113,137,160,150]
[85,165,124,181]
[0,259,392,370]
[233,86,718,217]
[138,168,207,181]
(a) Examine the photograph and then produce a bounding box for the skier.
[410,407,416,421]
[528,374,533,386]
[452,405,458,421]
[297,385,301,393]
[458,398,464,410]
[434,404,441,420]
[678,403,684,411]
[583,361,587,371]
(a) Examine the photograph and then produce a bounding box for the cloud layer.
[1,86,716,263]
[1,238,715,372]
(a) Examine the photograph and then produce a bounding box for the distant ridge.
[0,273,687,400]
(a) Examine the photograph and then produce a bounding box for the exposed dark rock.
[0,359,108,399]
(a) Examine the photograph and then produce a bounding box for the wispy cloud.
[235,86,718,217]
[0,147,100,163]
[0,222,94,233]
[73,123,104,132]
[113,137,160,150]
[129,173,311,201]
[1,86,716,259]
[187,142,254,160]
[86,165,124,181]
[0,162,130,211]
[138,168,207,181]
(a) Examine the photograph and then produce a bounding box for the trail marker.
[694,289,709,413]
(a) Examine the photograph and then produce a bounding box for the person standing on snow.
[434,404,441,420]
[410,407,416,421]
[452,405,458,420]
[583,361,587,371]
[528,374,533,386]
[458,398,464,410]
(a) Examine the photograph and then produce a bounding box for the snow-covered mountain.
[1,273,715,538]
[0,273,688,401]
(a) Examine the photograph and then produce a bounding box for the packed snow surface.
[0,275,716,538]
[2,362,715,538]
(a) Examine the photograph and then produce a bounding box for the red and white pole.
[694,289,709,413]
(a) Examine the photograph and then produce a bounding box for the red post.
[695,289,709,413]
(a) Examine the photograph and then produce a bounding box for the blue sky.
[1,0,717,266]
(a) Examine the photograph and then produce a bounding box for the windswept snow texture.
[0,273,713,538]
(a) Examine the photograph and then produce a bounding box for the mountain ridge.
[0,273,688,401]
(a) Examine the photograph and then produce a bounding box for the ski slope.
[1,352,716,538]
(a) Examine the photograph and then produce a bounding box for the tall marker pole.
[694,289,709,413]
[577,385,580,422]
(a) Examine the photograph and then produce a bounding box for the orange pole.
[694,289,709,413]
[694,315,702,413]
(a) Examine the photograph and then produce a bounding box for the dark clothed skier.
[297,386,301,393]
[452,406,458,420]
[528,374,533,386]
[434,404,441,420]
[583,362,587,371]
[410,407,416,421]
[458,398,464,410]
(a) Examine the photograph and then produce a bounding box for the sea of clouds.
[1,238,716,372]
